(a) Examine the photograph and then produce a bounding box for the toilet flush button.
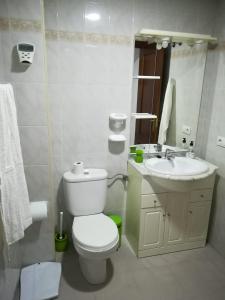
[84,169,90,175]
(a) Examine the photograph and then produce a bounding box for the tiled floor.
[57,237,225,300]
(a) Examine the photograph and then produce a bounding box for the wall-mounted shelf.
[133,75,160,80]
[135,28,217,46]
[108,134,126,142]
[108,113,127,144]
[132,113,157,120]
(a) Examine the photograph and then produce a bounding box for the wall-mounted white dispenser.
[17,43,35,64]
[109,113,127,143]
[109,113,127,132]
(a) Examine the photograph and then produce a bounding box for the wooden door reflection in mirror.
[134,42,170,144]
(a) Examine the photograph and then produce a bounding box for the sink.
[145,157,209,176]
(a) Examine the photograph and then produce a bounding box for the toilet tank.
[63,169,108,216]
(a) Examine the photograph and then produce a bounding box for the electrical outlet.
[182,125,191,135]
[217,136,225,148]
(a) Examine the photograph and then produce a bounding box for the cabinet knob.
[167,213,170,217]
[154,200,157,203]
[189,210,193,214]
[163,214,166,217]
[200,194,204,198]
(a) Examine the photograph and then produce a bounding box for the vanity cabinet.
[185,200,211,242]
[126,163,216,258]
[139,206,166,250]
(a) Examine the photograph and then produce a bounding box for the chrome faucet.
[165,148,176,160]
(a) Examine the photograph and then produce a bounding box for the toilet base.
[79,256,106,284]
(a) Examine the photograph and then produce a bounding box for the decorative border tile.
[0,18,10,30]
[45,29,132,46]
[109,35,132,45]
[171,46,207,59]
[59,31,84,43]
[0,17,41,32]
[45,29,58,40]
[10,18,41,32]
[84,32,109,44]
[0,16,132,46]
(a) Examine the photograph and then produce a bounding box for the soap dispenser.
[182,137,187,149]
[186,140,195,158]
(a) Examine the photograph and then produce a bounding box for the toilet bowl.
[63,167,119,284]
[72,213,119,284]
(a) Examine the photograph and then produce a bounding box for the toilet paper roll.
[30,201,48,222]
[72,161,84,175]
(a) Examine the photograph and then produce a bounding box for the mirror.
[130,30,208,152]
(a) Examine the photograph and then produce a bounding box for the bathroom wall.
[196,0,225,258]
[44,0,218,233]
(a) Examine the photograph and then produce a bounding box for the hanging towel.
[158,78,176,145]
[0,84,32,245]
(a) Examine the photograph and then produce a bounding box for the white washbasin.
[145,157,209,176]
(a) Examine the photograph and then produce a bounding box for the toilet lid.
[72,213,119,251]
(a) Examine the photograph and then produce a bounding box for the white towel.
[0,84,32,245]
[158,78,176,145]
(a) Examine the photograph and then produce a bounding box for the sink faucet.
[165,149,176,160]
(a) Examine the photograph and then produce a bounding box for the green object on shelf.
[135,149,144,163]
[55,232,69,252]
[130,145,136,153]
[108,214,122,248]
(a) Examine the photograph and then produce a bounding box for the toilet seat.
[72,213,119,253]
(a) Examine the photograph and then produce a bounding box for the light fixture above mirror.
[136,28,217,48]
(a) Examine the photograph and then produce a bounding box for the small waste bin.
[108,215,122,248]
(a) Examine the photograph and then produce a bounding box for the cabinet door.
[164,193,188,246]
[185,201,211,242]
[139,207,166,250]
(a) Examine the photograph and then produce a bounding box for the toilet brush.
[59,211,63,240]
[55,211,68,252]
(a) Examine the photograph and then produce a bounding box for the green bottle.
[130,145,136,153]
[135,149,144,163]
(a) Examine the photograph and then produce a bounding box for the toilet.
[63,168,119,284]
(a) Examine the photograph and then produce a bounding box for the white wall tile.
[83,43,110,85]
[108,44,134,86]
[59,41,85,84]
[46,40,60,84]
[58,0,85,32]
[84,0,110,34]
[7,0,42,20]
[0,0,8,18]
[14,83,47,125]
[24,165,49,201]
[109,0,134,35]
[0,33,5,81]
[44,0,59,30]
[19,126,49,165]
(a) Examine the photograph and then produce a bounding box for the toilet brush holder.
[55,232,68,252]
